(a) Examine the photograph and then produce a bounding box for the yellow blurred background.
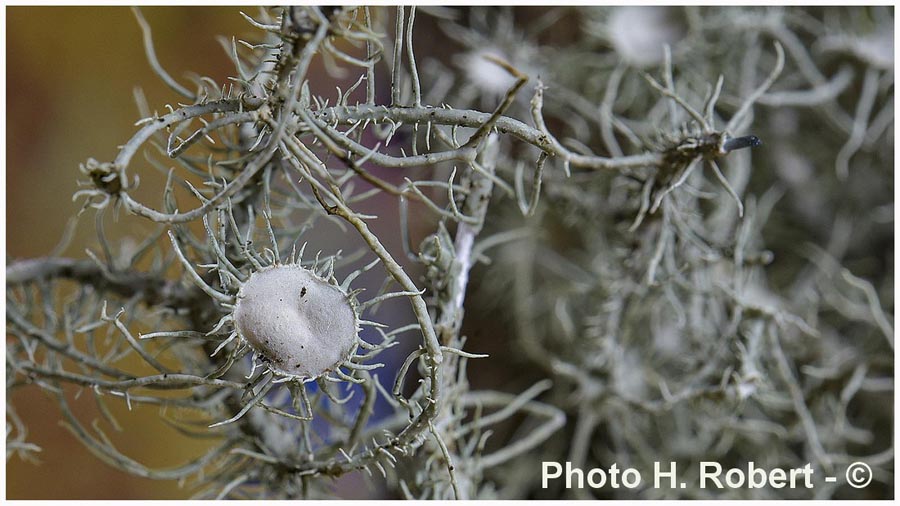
[6,6,263,499]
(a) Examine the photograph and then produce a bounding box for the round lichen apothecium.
[233,264,359,379]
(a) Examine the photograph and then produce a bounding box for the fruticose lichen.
[6,5,893,500]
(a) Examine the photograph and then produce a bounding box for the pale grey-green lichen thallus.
[233,265,359,380]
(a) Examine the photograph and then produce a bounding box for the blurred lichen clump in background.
[456,6,893,499]
[6,5,894,499]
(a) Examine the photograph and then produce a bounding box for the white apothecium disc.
[233,264,359,379]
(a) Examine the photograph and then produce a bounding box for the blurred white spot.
[460,47,531,97]
[608,7,683,67]
[614,349,647,399]
[857,28,894,70]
